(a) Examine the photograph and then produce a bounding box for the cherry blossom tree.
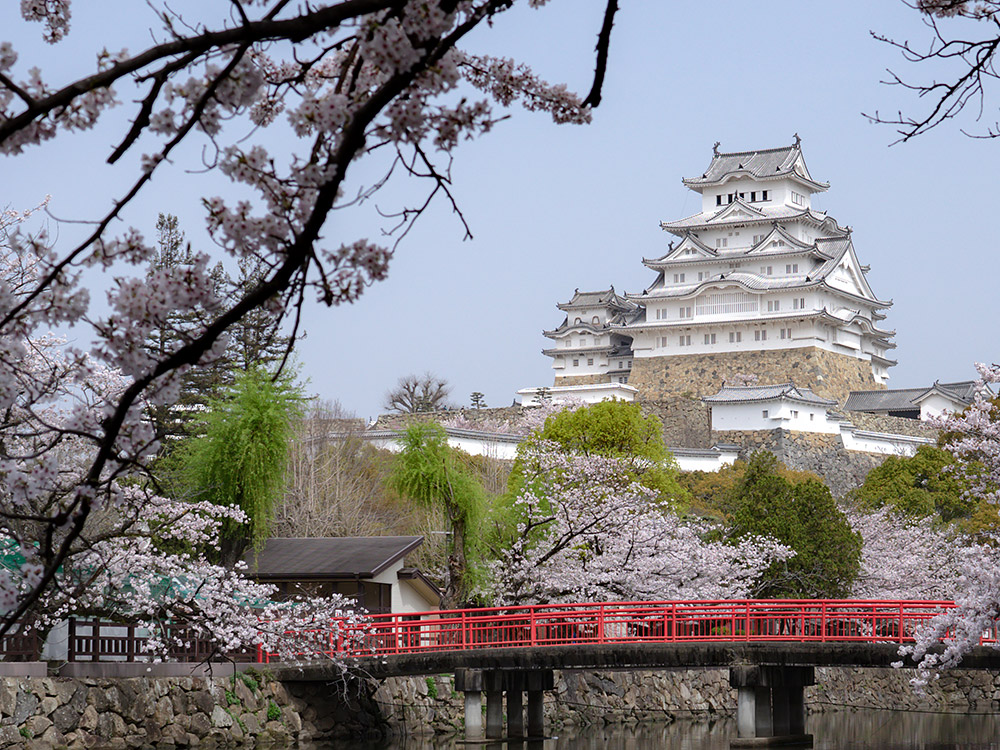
[0,0,620,635]
[490,443,791,605]
[848,507,965,600]
[896,364,1000,673]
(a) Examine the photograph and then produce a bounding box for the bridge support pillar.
[730,666,813,747]
[455,668,485,741]
[526,669,553,738]
[507,672,524,737]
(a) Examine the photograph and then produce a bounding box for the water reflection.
[310,710,1000,749]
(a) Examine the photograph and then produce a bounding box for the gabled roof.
[746,223,815,255]
[557,287,637,313]
[845,380,986,414]
[682,139,829,192]
[643,234,718,266]
[703,383,837,407]
[244,536,423,579]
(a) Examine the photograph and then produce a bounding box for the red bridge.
[263,599,1000,746]
[265,598,991,660]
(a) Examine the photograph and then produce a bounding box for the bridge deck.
[260,599,1000,679]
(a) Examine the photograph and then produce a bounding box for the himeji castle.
[530,138,897,405]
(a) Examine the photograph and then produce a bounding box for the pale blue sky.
[1,3,997,420]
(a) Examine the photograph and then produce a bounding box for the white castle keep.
[522,138,897,406]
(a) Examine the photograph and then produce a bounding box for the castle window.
[727,193,734,204]
[698,272,704,281]
[618,361,623,368]
[809,413,815,421]
[564,340,571,347]
[762,190,769,200]
[673,273,686,283]
[791,410,799,418]
[592,315,600,325]
[716,195,723,206]
[627,361,632,369]
[729,331,742,343]
[618,377,626,383]
[587,358,594,366]
[716,238,728,249]
[791,191,806,206]
[753,234,764,244]
[755,329,767,341]
[750,191,757,201]
[579,338,587,347]
[762,410,769,418]
[767,300,780,312]
[760,265,773,275]
[704,333,717,345]
[679,306,693,319]
[786,263,799,274]
[780,328,792,339]
[793,297,806,310]
[678,335,691,347]
[572,359,579,367]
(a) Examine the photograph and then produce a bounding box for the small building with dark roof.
[845,380,984,421]
[703,383,841,434]
[243,536,440,615]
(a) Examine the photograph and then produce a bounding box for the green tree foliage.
[144,213,232,442]
[171,368,304,566]
[390,423,486,608]
[508,401,687,504]
[680,460,824,521]
[852,445,970,520]
[727,452,861,599]
[227,255,294,373]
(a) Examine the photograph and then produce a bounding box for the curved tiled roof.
[703,383,838,406]
[682,142,829,191]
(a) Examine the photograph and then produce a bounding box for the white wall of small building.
[709,399,840,434]
[917,393,964,421]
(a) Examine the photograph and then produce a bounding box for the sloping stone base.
[554,374,614,386]
[628,347,885,404]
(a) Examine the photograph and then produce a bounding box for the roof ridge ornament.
[713,141,721,156]
[793,132,801,147]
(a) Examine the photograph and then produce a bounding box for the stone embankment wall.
[372,667,1000,736]
[628,347,884,404]
[710,429,886,497]
[0,671,377,750]
[638,398,713,450]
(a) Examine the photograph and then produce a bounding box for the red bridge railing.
[260,599,989,662]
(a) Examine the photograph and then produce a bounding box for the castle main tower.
[543,138,896,404]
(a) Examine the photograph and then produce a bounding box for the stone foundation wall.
[0,671,369,750]
[639,398,713,450]
[628,347,884,404]
[370,667,1000,736]
[710,428,885,497]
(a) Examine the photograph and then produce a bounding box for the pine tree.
[144,214,233,443]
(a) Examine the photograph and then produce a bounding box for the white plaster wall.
[672,451,738,472]
[394,580,438,615]
[709,401,778,431]
[841,430,932,456]
[918,393,961,421]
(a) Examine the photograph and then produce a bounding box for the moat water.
[312,709,1000,748]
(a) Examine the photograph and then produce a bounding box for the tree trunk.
[441,514,467,610]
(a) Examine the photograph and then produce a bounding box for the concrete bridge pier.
[455,668,554,741]
[730,666,813,747]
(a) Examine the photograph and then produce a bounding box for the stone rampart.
[710,428,885,497]
[554,373,612,386]
[369,667,1000,736]
[628,347,884,404]
[0,671,382,749]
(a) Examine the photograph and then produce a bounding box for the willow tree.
[390,423,486,609]
[172,367,304,566]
